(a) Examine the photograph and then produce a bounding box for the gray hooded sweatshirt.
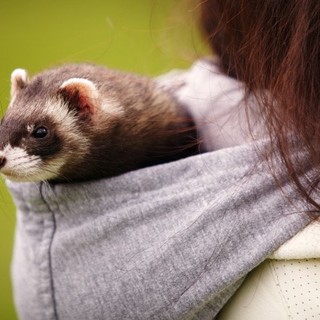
[9,60,315,320]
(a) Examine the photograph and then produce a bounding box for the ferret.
[0,64,197,183]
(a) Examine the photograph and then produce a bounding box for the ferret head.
[0,67,113,182]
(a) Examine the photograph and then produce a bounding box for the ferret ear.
[10,68,29,98]
[58,78,99,118]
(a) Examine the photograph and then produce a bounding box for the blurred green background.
[0,0,206,319]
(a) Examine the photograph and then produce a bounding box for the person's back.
[199,1,320,318]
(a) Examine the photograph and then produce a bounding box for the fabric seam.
[40,182,59,320]
[268,260,292,319]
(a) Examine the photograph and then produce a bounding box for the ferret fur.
[0,64,197,183]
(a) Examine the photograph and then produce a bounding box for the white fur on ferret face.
[0,144,66,182]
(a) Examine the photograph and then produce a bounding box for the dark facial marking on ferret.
[0,116,62,158]
[0,118,28,148]
[25,118,63,159]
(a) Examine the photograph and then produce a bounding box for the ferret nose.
[0,156,6,169]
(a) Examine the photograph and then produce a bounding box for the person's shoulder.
[157,57,251,151]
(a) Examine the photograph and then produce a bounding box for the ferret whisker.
[42,168,70,182]
[8,158,42,172]
[11,155,39,162]
[41,180,53,192]
[12,157,40,168]
[9,162,39,172]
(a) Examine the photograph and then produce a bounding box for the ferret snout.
[0,156,6,169]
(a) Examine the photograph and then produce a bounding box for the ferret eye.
[32,127,48,139]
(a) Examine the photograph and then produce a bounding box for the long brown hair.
[199,0,320,211]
